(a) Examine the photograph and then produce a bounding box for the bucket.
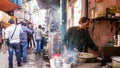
[63,63,71,68]
[54,58,63,67]
[111,56,120,68]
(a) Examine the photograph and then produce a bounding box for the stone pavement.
[0,48,50,68]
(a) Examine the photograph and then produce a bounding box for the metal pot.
[76,52,96,63]
[77,57,96,63]
[111,56,120,68]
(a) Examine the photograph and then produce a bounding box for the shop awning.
[0,0,19,12]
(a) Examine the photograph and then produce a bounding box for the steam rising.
[37,0,60,32]
[61,50,78,64]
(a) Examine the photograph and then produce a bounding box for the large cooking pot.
[76,52,96,63]
[111,56,120,68]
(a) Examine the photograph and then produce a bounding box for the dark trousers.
[8,43,21,68]
[41,37,46,49]
[27,36,35,48]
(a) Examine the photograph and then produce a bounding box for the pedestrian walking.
[34,25,42,54]
[5,19,22,68]
[26,22,35,49]
[20,21,33,63]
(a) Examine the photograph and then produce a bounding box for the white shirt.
[5,24,22,43]
[34,28,42,40]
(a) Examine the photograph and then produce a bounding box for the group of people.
[34,25,47,54]
[4,19,34,68]
[3,19,47,68]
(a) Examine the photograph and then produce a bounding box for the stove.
[101,46,120,62]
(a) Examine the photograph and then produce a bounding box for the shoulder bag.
[6,25,17,45]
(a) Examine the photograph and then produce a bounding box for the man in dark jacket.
[63,17,99,52]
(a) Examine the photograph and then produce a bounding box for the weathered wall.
[88,20,116,47]
[105,0,120,7]
[87,20,116,56]
[87,0,119,47]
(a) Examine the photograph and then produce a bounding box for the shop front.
[0,0,21,49]
[53,0,120,68]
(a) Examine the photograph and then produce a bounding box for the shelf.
[92,17,119,21]
[115,21,120,23]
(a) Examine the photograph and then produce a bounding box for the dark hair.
[79,17,90,24]
[38,25,42,28]
[8,19,14,24]
[20,21,26,26]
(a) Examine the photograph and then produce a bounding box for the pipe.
[60,0,67,53]
[84,0,88,17]
[61,0,66,38]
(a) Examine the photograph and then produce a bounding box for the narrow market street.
[0,48,50,68]
[0,0,120,68]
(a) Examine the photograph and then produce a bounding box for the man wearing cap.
[5,19,22,68]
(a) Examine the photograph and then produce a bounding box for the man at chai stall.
[62,17,100,53]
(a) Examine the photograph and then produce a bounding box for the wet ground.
[0,48,50,68]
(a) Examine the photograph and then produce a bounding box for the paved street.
[0,48,50,68]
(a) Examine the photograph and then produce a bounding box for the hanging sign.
[14,10,25,19]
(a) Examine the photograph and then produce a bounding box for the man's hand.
[96,47,102,57]
[74,48,78,52]
[63,45,68,55]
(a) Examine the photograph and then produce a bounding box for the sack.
[6,39,10,46]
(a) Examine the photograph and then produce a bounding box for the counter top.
[50,58,112,68]
[50,59,101,68]
[73,63,101,68]
[101,46,120,62]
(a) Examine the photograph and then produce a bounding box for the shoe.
[23,60,28,63]
[35,52,37,54]
[18,64,22,67]
[8,64,13,68]
[8,66,13,68]
[34,51,37,54]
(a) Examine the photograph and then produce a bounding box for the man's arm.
[5,27,9,39]
[62,27,74,51]
[86,30,99,51]
[26,26,33,34]
[62,28,71,47]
